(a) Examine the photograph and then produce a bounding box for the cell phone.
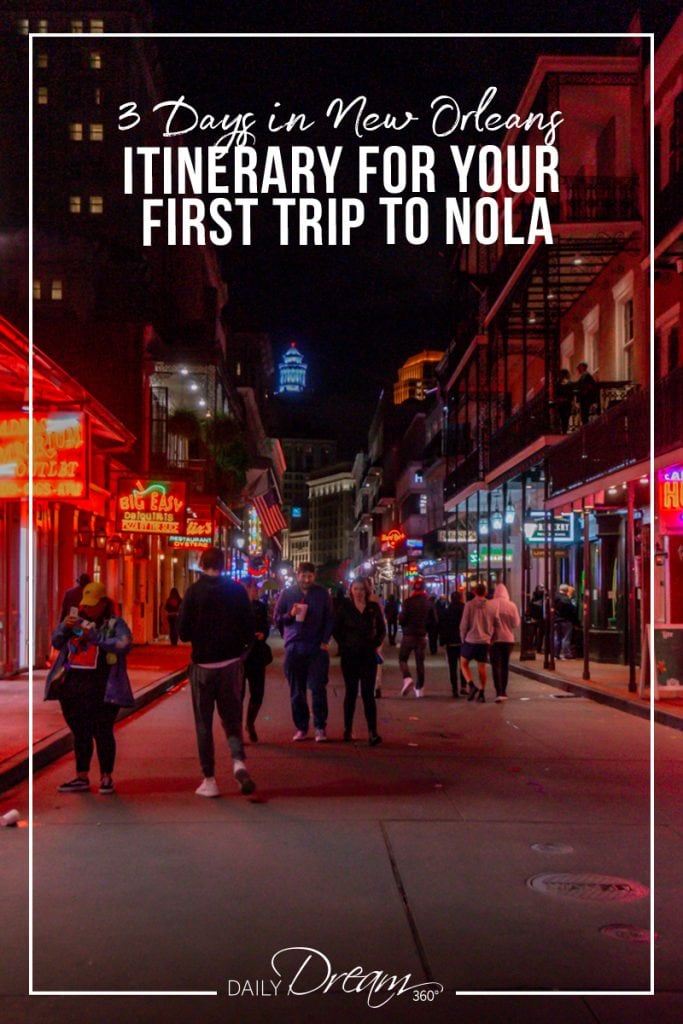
[69,606,79,617]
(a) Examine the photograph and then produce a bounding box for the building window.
[37,86,48,105]
[71,19,84,33]
[17,19,28,34]
[69,123,83,141]
[89,195,103,214]
[89,52,102,70]
[612,271,634,381]
[94,87,102,105]
[37,19,48,32]
[668,326,680,373]
[90,18,104,32]
[69,196,82,214]
[581,305,600,374]
[33,280,41,300]
[51,279,63,301]
[37,53,48,69]
[89,123,104,142]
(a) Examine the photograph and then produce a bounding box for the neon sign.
[381,528,406,549]
[168,518,213,549]
[116,478,187,535]
[0,411,88,499]
[658,467,683,534]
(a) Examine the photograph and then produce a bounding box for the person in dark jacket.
[178,547,256,798]
[439,591,468,697]
[554,368,573,433]
[45,580,133,795]
[553,583,578,659]
[576,362,599,425]
[164,587,182,646]
[427,595,441,655]
[398,578,437,697]
[242,580,271,743]
[333,578,386,745]
[527,585,546,653]
[273,561,335,742]
[59,572,91,621]
[384,593,399,645]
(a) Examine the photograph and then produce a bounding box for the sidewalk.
[0,642,189,794]
[511,654,683,730]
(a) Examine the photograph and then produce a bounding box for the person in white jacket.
[489,582,521,702]
[459,582,499,702]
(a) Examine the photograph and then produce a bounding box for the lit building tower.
[277,342,308,394]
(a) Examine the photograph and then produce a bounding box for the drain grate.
[600,924,658,943]
[531,843,575,855]
[527,873,649,903]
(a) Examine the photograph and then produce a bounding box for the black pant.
[427,626,439,656]
[387,619,398,644]
[189,661,245,776]
[243,656,266,708]
[490,642,514,696]
[167,615,179,645]
[445,645,467,693]
[59,693,120,775]
[340,650,378,734]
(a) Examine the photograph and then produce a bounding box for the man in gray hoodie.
[459,582,499,702]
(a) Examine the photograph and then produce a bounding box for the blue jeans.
[554,620,574,658]
[284,647,329,731]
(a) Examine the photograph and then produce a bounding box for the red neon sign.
[0,411,88,499]
[168,518,213,549]
[116,478,187,535]
[380,528,406,549]
[658,467,683,534]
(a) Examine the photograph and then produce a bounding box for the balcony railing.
[548,386,648,496]
[552,175,639,223]
[444,447,485,503]
[654,366,683,456]
[148,455,209,494]
[488,388,549,472]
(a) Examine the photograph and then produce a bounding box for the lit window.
[90,18,104,32]
[94,87,102,105]
[69,123,83,141]
[89,123,104,141]
[71,19,84,33]
[37,53,48,69]
[89,52,102,69]
[17,19,29,34]
[419,494,428,515]
[38,19,48,32]
[51,279,63,301]
[33,280,42,300]
[89,195,103,214]
[69,196,82,214]
[37,86,48,105]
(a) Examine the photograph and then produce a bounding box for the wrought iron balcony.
[654,366,683,457]
[552,175,639,224]
[488,388,549,472]
[444,448,486,503]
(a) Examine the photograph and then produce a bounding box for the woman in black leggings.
[333,578,386,745]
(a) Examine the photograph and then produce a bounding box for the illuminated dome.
[277,341,308,394]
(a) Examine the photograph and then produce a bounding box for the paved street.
[1,640,682,1023]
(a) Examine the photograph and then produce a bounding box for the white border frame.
[26,25,655,999]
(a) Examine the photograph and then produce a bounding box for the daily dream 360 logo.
[226,947,444,1009]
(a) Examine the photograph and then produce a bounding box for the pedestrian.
[45,580,133,795]
[365,576,386,698]
[398,578,437,698]
[489,583,521,702]
[459,582,499,703]
[59,572,91,621]
[384,593,399,645]
[242,580,272,743]
[439,591,468,697]
[427,595,441,655]
[333,577,386,746]
[554,583,578,659]
[273,561,334,742]
[178,546,256,797]
[164,587,182,646]
[554,368,573,433]
[575,362,599,425]
[527,585,546,653]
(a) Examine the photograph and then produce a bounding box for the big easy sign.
[0,411,88,499]
[116,478,187,535]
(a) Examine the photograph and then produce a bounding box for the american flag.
[252,488,287,537]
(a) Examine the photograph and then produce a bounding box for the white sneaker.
[414,689,424,698]
[401,677,413,696]
[315,728,327,742]
[196,776,220,798]
[233,760,256,796]
[292,730,308,742]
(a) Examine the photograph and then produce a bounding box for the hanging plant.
[167,408,201,441]
[202,413,250,502]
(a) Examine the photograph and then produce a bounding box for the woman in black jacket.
[333,578,386,745]
[439,590,468,697]
[242,581,272,742]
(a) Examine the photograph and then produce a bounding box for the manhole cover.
[600,924,658,943]
[527,873,649,903]
[531,843,575,855]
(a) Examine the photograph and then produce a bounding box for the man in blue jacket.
[179,546,255,797]
[274,561,334,741]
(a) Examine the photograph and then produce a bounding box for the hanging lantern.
[491,507,503,531]
[505,501,516,525]
[478,517,489,536]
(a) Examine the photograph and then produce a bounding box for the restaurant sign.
[116,478,187,535]
[0,411,88,499]
[658,466,683,534]
[168,518,213,549]
[523,511,575,544]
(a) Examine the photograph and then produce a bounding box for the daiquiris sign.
[116,478,187,535]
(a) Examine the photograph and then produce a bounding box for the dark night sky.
[146,1,675,452]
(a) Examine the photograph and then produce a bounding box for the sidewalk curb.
[511,661,683,731]
[0,667,188,795]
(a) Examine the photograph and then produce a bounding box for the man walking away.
[179,547,256,797]
[274,561,334,741]
[398,578,437,698]
[460,582,499,702]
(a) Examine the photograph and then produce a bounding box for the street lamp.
[491,506,503,531]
